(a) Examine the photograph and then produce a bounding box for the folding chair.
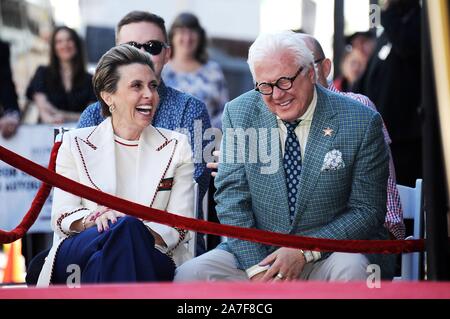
[395,179,423,280]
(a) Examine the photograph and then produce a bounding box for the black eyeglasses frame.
[126,40,170,56]
[255,66,304,96]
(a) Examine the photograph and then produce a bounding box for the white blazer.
[37,117,195,286]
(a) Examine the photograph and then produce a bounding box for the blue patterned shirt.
[77,80,212,200]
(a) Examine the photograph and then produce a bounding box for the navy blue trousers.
[52,216,175,284]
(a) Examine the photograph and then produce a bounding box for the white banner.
[0,124,74,233]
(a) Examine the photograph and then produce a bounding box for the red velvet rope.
[0,143,425,253]
[0,142,61,243]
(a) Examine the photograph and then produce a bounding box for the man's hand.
[258,247,306,282]
[206,150,220,177]
[0,113,20,138]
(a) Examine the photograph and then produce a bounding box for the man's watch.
[299,249,314,263]
[300,250,321,263]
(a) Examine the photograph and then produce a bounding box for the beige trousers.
[174,248,370,282]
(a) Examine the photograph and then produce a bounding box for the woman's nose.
[142,86,153,98]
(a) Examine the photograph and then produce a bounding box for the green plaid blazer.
[215,85,394,276]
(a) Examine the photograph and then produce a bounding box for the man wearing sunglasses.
[76,11,211,255]
[175,30,395,282]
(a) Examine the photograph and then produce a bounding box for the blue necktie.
[283,121,301,222]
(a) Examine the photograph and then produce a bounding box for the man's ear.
[322,58,332,79]
[100,91,113,107]
[308,65,316,83]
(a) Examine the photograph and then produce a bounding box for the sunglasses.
[126,40,169,55]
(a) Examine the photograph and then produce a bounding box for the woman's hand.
[78,206,126,233]
[0,113,20,138]
[39,108,64,124]
[33,93,65,124]
[91,206,126,232]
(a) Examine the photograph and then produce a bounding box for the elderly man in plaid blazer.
[175,31,396,282]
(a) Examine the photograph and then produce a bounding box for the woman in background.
[162,12,228,129]
[333,47,367,93]
[26,26,96,124]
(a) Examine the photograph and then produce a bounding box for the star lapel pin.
[323,127,334,137]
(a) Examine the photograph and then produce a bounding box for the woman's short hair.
[247,30,315,82]
[93,44,155,117]
[168,12,208,64]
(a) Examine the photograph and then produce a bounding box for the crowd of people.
[0,0,423,286]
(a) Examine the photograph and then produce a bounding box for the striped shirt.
[328,83,405,239]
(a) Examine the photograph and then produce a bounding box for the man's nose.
[272,85,285,99]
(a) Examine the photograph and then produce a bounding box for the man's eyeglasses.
[126,40,169,56]
[255,67,304,95]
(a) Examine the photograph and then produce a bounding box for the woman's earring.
[109,104,116,113]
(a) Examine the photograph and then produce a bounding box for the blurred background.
[0,0,378,119]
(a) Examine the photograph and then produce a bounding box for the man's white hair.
[247,30,316,82]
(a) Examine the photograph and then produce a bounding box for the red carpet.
[1,281,449,299]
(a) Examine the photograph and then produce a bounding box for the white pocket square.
[321,149,345,171]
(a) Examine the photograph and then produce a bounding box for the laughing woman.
[37,45,195,286]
